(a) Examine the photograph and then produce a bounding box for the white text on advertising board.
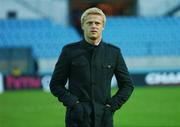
[145,72,180,85]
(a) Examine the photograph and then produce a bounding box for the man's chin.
[89,36,97,40]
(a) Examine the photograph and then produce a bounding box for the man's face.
[82,14,104,41]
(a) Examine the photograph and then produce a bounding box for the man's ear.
[82,26,84,30]
[81,23,84,30]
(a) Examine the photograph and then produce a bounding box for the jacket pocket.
[102,106,113,127]
[102,63,115,79]
[71,61,87,75]
[102,63,115,70]
[72,61,86,67]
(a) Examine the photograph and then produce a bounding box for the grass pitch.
[0,86,180,127]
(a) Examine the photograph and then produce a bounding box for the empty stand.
[0,17,180,73]
[0,18,81,58]
[103,16,180,57]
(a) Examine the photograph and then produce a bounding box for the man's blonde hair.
[81,7,106,27]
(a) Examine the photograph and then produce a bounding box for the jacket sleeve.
[49,46,78,108]
[110,49,134,112]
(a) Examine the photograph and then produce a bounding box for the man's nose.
[91,23,96,27]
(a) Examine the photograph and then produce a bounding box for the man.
[49,7,134,127]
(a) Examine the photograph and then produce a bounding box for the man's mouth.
[91,30,97,33]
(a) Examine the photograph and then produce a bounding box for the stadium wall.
[0,0,40,19]
[126,56,180,73]
[37,56,180,75]
[22,0,69,26]
[0,0,69,25]
[138,0,180,16]
[0,73,4,93]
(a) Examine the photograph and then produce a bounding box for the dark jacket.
[50,40,134,127]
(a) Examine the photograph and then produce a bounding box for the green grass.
[0,86,180,127]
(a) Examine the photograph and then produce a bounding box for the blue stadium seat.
[0,17,180,58]
[103,16,180,57]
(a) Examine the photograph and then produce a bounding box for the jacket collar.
[81,39,104,49]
